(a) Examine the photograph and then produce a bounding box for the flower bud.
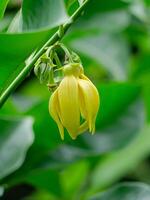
[49,63,100,140]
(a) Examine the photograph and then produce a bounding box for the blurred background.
[1,0,150,199]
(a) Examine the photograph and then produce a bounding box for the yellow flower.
[49,63,100,140]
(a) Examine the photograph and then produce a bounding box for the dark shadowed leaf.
[24,168,61,196]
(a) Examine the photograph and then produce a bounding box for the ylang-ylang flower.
[49,63,100,140]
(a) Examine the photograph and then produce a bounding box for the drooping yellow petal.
[49,89,64,140]
[78,121,88,135]
[58,75,80,139]
[78,79,100,133]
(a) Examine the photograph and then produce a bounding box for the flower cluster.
[49,63,100,140]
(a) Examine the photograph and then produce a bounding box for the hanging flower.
[49,63,100,140]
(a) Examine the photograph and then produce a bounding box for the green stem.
[48,67,55,85]
[53,52,62,68]
[60,43,74,63]
[0,0,89,107]
[58,25,64,38]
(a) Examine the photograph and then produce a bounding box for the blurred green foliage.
[1,0,150,199]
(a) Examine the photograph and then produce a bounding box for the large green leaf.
[96,83,141,128]
[0,31,51,99]
[60,160,89,199]
[0,116,34,179]
[90,125,150,190]
[23,160,89,197]
[0,0,69,104]
[88,183,150,200]
[22,0,69,31]
[9,0,69,32]
[0,0,9,19]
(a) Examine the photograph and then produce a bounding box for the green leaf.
[83,0,128,15]
[60,160,89,198]
[22,0,69,31]
[0,117,34,179]
[64,0,129,32]
[90,125,150,190]
[24,160,89,198]
[0,0,69,103]
[0,30,52,99]
[88,183,150,200]
[96,83,141,128]
[0,0,9,19]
